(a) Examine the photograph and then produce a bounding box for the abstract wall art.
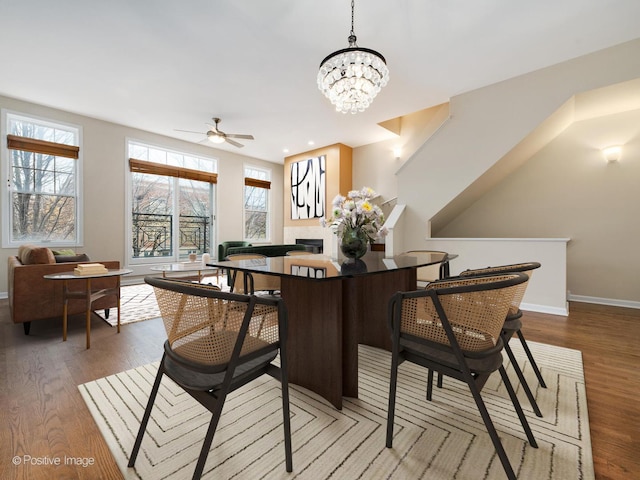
[290,155,326,220]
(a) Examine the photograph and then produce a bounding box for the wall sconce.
[602,145,622,163]
[393,147,402,160]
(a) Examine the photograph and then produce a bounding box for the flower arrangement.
[321,186,388,243]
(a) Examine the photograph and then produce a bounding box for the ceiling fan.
[176,117,254,148]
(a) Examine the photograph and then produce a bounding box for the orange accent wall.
[284,143,352,228]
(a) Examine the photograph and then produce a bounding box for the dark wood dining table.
[209,251,453,409]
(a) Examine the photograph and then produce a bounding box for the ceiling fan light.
[208,133,225,144]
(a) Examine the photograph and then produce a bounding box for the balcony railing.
[132,212,209,258]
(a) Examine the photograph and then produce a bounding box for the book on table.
[74,263,109,275]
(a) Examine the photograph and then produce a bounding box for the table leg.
[86,278,91,349]
[280,276,344,409]
[62,280,69,342]
[117,277,121,334]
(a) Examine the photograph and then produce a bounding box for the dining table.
[208,251,454,409]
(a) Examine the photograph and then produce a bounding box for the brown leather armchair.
[8,252,120,335]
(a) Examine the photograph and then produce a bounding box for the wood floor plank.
[1,298,638,479]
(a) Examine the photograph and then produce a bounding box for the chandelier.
[317,0,389,114]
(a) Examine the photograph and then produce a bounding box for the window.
[127,141,217,263]
[244,166,271,242]
[2,111,81,247]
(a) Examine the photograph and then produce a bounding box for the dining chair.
[226,253,281,294]
[128,276,292,479]
[459,262,545,416]
[386,272,537,480]
[402,250,451,284]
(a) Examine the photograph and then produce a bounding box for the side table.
[149,262,220,284]
[44,268,132,349]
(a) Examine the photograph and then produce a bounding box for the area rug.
[97,279,228,327]
[79,341,593,479]
[96,283,161,326]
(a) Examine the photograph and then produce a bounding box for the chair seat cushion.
[400,337,503,375]
[163,349,278,391]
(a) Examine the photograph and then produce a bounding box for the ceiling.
[1,0,639,164]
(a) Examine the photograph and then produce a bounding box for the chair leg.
[498,365,538,448]
[128,360,166,467]
[465,369,518,480]
[386,353,401,448]
[192,396,227,480]
[517,331,547,388]
[503,341,543,417]
[279,355,293,472]
[426,369,434,401]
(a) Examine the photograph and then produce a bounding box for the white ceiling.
[1,0,639,163]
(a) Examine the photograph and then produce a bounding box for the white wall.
[423,238,570,315]
[397,38,640,251]
[350,38,640,307]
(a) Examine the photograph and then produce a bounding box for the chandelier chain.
[350,0,355,37]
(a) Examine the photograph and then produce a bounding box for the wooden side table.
[44,268,132,349]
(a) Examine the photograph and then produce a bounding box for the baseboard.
[0,291,7,300]
[568,293,640,310]
[521,301,569,317]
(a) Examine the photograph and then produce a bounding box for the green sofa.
[217,241,251,261]
[224,243,307,258]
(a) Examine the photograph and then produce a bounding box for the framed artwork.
[291,155,325,219]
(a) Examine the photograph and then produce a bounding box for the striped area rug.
[79,341,593,479]
[96,283,160,326]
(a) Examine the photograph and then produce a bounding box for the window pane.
[56,157,75,173]
[245,211,267,240]
[178,179,211,259]
[245,186,267,211]
[56,173,74,195]
[11,193,76,242]
[131,173,173,258]
[129,143,148,160]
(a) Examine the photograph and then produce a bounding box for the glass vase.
[340,227,368,260]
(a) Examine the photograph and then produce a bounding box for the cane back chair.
[226,253,281,295]
[128,277,292,479]
[459,262,545,415]
[386,272,537,480]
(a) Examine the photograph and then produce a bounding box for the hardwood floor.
[1,299,638,479]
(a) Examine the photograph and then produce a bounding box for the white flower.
[320,186,386,244]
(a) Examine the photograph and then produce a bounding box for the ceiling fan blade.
[225,138,244,148]
[175,129,205,135]
[225,133,254,140]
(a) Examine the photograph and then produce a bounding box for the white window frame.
[243,164,271,243]
[1,109,83,248]
[125,139,218,267]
